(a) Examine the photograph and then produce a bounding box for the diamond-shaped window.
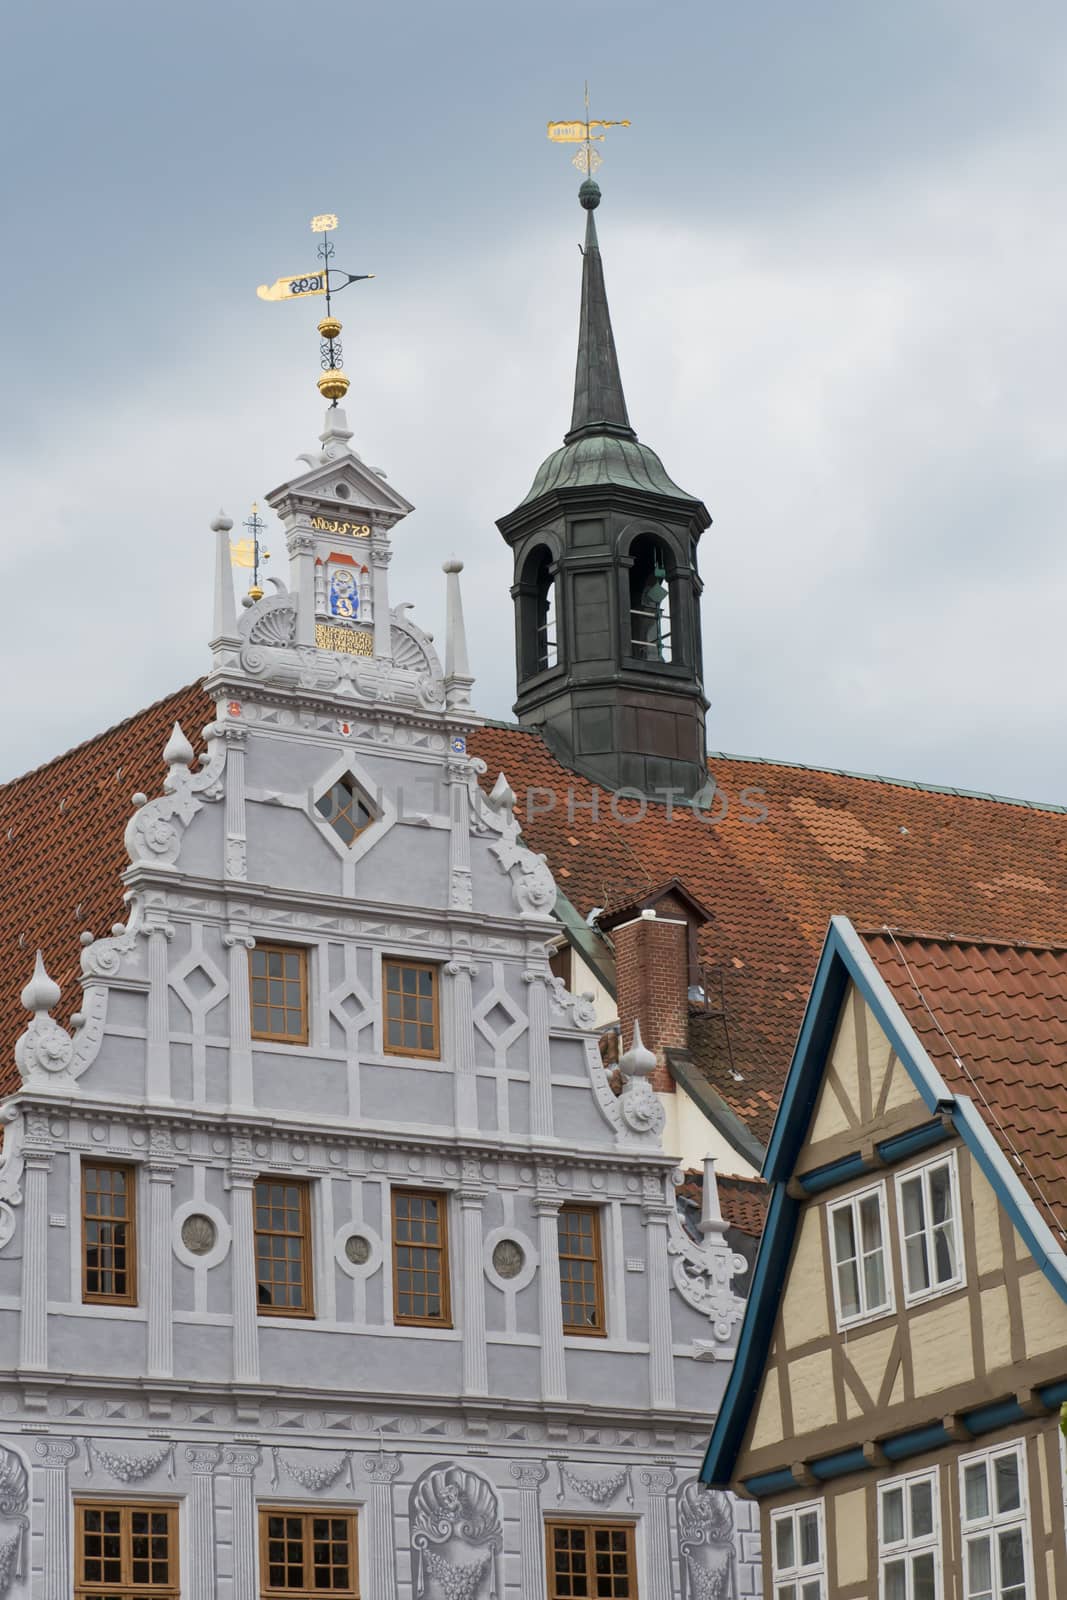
[316,774,376,846]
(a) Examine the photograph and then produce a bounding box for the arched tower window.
[628,537,673,663]
[520,546,558,676]
[535,553,558,671]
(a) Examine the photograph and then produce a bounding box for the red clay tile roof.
[858,930,1067,1239]
[676,1170,770,1239]
[471,724,1067,1148]
[8,690,1067,1163]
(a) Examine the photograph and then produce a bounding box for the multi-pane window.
[383,960,439,1058]
[392,1188,451,1326]
[771,1501,825,1600]
[960,1443,1032,1600]
[250,945,309,1044]
[317,774,376,847]
[827,1182,892,1327]
[259,1508,358,1598]
[82,1162,137,1305]
[879,1469,941,1600]
[75,1501,178,1599]
[558,1204,605,1336]
[546,1522,636,1599]
[254,1178,314,1318]
[898,1153,963,1304]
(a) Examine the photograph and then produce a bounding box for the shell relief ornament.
[409,1464,502,1600]
[677,1479,736,1600]
[0,1446,29,1595]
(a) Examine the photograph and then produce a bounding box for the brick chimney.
[611,909,688,1093]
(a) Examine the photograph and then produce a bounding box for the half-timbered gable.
[703,916,1067,1598]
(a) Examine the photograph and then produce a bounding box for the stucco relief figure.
[677,1480,736,1600]
[409,1465,502,1600]
[0,1446,29,1594]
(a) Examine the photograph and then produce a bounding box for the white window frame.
[878,1466,942,1600]
[826,1180,894,1330]
[770,1498,826,1600]
[958,1440,1034,1600]
[895,1150,965,1307]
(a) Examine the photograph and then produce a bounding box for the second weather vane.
[256,215,373,405]
[547,83,629,176]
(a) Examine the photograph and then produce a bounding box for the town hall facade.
[0,372,756,1598]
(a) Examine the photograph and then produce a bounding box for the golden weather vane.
[230,503,271,600]
[256,214,374,406]
[547,82,630,177]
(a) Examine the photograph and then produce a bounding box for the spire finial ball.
[210,510,233,534]
[579,178,602,211]
[318,316,342,340]
[318,371,351,402]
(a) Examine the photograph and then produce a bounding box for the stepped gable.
[859,928,1067,1230]
[7,693,1067,1150]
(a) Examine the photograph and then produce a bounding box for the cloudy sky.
[3,1,1067,802]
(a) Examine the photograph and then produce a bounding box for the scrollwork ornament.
[0,1107,24,1251]
[666,1209,747,1340]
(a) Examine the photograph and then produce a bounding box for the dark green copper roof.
[522,432,697,502]
[520,179,699,509]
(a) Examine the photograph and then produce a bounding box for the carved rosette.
[619,1075,666,1139]
[409,1464,502,1600]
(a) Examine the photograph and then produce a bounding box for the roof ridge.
[0,679,209,793]
[859,925,1067,957]
[707,749,1067,815]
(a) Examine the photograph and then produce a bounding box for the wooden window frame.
[82,1160,138,1307]
[254,1176,315,1320]
[558,1203,607,1338]
[878,1467,943,1600]
[391,1187,452,1328]
[74,1498,179,1599]
[826,1180,894,1331]
[382,958,440,1060]
[770,1499,826,1598]
[250,942,310,1046]
[958,1440,1034,1600]
[545,1519,638,1600]
[895,1149,965,1308]
[258,1505,359,1599]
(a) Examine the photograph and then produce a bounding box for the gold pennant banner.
[230,539,256,568]
[256,271,328,302]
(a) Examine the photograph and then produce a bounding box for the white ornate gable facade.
[0,408,758,1599]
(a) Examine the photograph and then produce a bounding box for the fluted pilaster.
[509,1460,550,1600]
[362,1451,402,1600]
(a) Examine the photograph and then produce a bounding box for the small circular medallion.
[180,1214,218,1256]
[345,1234,372,1266]
[492,1239,525,1280]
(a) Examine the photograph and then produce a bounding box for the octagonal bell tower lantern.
[497,156,712,799]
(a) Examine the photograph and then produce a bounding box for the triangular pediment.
[268,451,414,524]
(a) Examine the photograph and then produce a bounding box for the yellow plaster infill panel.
[1018,1270,1067,1360]
[970,1155,1005,1276]
[781,1207,830,1348]
[865,1003,895,1109]
[804,990,859,1143]
[908,1299,974,1396]
[789,1348,836,1438]
[834,1486,869,1587]
[841,1322,896,1419]
[980,1283,1013,1375]
[889,1360,905,1407]
[749,1365,783,1452]
[881,1052,926,1116]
